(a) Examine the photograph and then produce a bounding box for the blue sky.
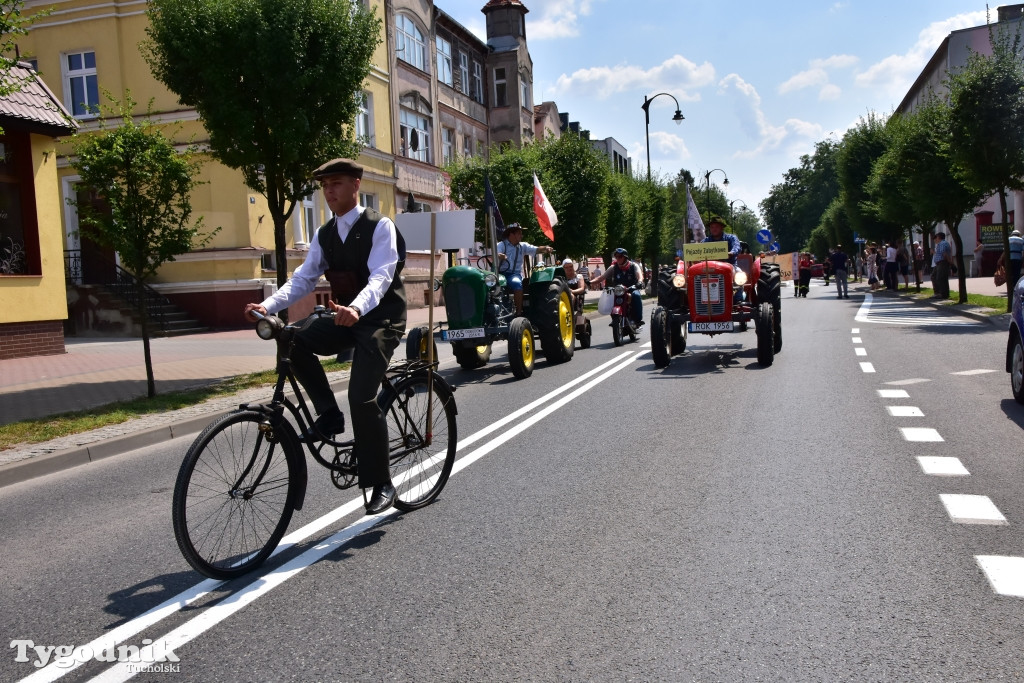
[438,0,991,221]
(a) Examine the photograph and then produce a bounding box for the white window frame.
[293,193,316,247]
[463,134,472,158]
[396,14,426,71]
[399,108,431,163]
[442,127,454,165]
[359,192,377,210]
[63,50,99,119]
[355,91,374,146]
[494,67,507,107]
[459,53,469,95]
[521,78,531,110]
[473,61,484,103]
[436,36,453,87]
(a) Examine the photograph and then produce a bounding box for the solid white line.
[887,406,923,417]
[976,556,1024,596]
[901,427,943,442]
[860,362,875,373]
[917,456,969,476]
[65,351,649,682]
[25,352,640,683]
[878,389,909,398]
[940,494,1007,525]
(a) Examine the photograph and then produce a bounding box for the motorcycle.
[606,283,643,346]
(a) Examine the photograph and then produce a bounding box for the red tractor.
[650,254,782,368]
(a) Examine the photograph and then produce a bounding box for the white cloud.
[778,54,858,99]
[854,10,987,97]
[553,54,716,100]
[529,0,603,40]
[631,131,691,176]
[718,74,824,158]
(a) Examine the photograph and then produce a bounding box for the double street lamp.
[641,93,685,181]
[704,168,729,223]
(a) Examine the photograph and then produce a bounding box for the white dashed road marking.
[951,369,997,376]
[878,389,909,398]
[976,556,1024,597]
[860,362,875,373]
[855,347,867,356]
[917,456,969,476]
[852,337,862,343]
[902,427,943,442]
[887,406,923,417]
[940,494,1008,525]
[885,378,931,385]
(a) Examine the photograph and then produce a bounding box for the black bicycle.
[172,307,458,580]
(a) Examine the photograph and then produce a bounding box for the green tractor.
[406,259,575,378]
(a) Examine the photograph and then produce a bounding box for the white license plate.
[443,327,486,340]
[689,321,734,332]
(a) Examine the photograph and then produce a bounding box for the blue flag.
[484,177,505,237]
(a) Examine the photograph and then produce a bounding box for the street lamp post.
[641,93,685,182]
[729,199,747,222]
[703,168,729,223]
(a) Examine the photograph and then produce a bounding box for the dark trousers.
[883,262,898,289]
[291,316,404,488]
[934,261,951,298]
[798,268,811,296]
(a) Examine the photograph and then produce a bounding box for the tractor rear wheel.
[755,301,775,367]
[538,280,575,364]
[651,307,671,368]
[508,317,535,379]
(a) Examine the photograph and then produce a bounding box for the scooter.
[607,283,643,346]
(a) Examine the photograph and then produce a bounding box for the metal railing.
[64,249,172,332]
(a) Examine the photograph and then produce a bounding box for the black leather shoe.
[365,482,396,515]
[302,408,345,441]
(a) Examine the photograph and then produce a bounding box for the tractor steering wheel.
[477,254,493,269]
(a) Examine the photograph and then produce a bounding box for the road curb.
[0,375,352,490]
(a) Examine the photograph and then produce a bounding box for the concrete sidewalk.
[0,276,1007,488]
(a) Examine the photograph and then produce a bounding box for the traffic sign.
[756,229,772,245]
[770,241,780,252]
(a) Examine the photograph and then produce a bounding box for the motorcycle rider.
[590,247,644,327]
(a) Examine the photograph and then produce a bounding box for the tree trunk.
[999,186,1013,312]
[137,278,156,398]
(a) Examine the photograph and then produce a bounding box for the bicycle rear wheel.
[172,410,299,580]
[382,374,457,511]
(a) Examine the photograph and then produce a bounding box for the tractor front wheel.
[406,326,438,362]
[755,302,775,367]
[454,342,491,369]
[651,307,671,369]
[508,317,535,379]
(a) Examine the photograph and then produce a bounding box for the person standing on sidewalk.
[932,231,952,299]
[830,245,849,299]
[244,158,406,515]
[884,241,899,290]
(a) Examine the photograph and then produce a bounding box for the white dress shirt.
[260,205,399,316]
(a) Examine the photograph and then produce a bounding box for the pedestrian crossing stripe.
[855,294,983,326]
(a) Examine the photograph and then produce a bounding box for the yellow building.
[0,62,78,359]
[17,0,396,330]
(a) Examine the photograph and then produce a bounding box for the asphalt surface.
[0,275,1010,489]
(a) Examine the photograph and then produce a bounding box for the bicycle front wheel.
[382,374,457,511]
[172,410,299,580]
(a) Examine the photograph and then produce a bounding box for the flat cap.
[312,158,363,179]
[708,215,726,226]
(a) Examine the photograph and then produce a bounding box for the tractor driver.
[496,223,553,315]
[590,247,644,327]
[702,215,741,264]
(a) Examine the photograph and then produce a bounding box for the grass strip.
[0,359,349,451]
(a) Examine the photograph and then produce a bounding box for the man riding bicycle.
[244,158,406,515]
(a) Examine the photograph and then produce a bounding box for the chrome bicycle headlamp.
[256,315,284,340]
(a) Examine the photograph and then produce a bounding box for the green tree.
[948,20,1024,307]
[836,114,903,247]
[760,140,840,252]
[881,99,983,296]
[143,0,380,295]
[70,97,216,398]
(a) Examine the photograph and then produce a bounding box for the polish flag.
[533,172,558,241]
